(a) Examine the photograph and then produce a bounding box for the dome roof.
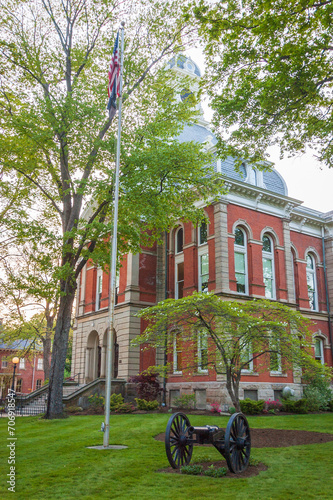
[177,123,217,146]
[167,55,201,77]
[219,157,288,196]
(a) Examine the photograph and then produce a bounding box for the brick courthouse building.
[71,56,333,408]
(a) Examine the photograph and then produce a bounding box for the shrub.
[66,406,83,414]
[282,398,308,414]
[203,465,227,478]
[173,393,196,409]
[229,406,236,415]
[114,402,135,413]
[210,402,222,414]
[180,464,203,475]
[88,394,105,410]
[110,393,124,411]
[264,399,282,413]
[240,399,265,415]
[135,398,159,411]
[303,374,333,411]
[328,400,333,412]
[129,366,161,401]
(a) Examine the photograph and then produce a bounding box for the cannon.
[165,412,251,473]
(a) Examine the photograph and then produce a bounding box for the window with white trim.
[269,341,282,374]
[175,227,184,299]
[198,221,207,245]
[240,343,253,373]
[314,338,324,364]
[198,252,209,293]
[175,227,183,254]
[95,268,103,311]
[1,359,8,368]
[234,227,248,294]
[173,331,182,374]
[262,234,275,299]
[306,254,318,311]
[19,358,25,369]
[37,358,43,371]
[175,262,184,299]
[36,379,42,389]
[197,331,208,373]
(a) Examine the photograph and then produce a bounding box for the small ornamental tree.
[135,293,325,411]
[129,367,161,401]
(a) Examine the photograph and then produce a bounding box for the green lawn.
[0,413,332,499]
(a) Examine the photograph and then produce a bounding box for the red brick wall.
[0,351,45,395]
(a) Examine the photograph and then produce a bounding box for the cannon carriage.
[165,411,251,473]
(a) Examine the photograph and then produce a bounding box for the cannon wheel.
[165,412,193,469]
[224,412,251,473]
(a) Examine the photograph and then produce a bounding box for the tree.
[0,0,224,418]
[193,0,333,167]
[0,244,58,381]
[136,293,322,411]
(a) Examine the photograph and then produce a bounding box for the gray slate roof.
[177,124,288,197]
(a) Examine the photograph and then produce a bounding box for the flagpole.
[104,21,125,448]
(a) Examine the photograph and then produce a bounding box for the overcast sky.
[266,148,333,214]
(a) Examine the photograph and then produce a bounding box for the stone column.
[100,346,106,378]
[125,253,140,302]
[78,264,87,315]
[282,218,296,303]
[85,348,91,382]
[214,201,230,294]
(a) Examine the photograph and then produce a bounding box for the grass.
[0,413,332,499]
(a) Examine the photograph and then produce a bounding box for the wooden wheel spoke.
[165,413,193,469]
[225,413,251,474]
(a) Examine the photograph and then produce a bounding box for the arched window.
[175,227,184,298]
[314,337,324,364]
[175,227,183,254]
[306,254,318,311]
[234,227,248,294]
[262,234,275,299]
[199,221,207,245]
[198,221,209,293]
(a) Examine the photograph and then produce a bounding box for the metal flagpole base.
[87,445,128,450]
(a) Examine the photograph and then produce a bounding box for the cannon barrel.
[165,412,251,474]
[188,425,219,436]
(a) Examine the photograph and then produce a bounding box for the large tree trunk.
[43,325,52,382]
[45,290,75,419]
[225,368,241,412]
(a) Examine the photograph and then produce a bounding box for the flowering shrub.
[210,403,222,414]
[264,399,282,413]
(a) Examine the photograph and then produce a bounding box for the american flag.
[107,32,120,119]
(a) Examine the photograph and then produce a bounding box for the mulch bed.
[155,427,333,478]
[155,427,333,448]
[158,459,268,478]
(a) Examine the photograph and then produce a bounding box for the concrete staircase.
[13,383,86,416]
